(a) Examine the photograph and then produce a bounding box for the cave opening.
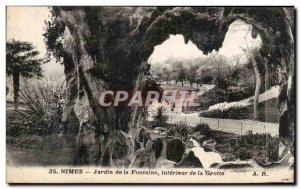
[50,7,294,167]
[145,20,276,117]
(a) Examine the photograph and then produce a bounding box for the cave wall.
[57,7,295,165]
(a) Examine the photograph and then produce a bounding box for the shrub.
[193,123,212,137]
[200,106,249,119]
[166,127,176,136]
[16,78,65,135]
[197,85,254,111]
[229,138,237,147]
[173,121,191,141]
[198,87,227,110]
[236,147,253,160]
[152,106,168,128]
[232,132,279,162]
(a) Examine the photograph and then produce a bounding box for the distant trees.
[177,68,186,86]
[6,40,44,110]
[186,62,198,87]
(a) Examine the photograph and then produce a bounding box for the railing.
[148,111,279,136]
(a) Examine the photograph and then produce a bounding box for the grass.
[6,78,75,166]
[7,134,76,166]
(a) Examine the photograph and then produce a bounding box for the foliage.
[6,134,76,165]
[193,123,212,137]
[152,106,168,128]
[6,39,44,109]
[175,121,190,141]
[231,131,279,161]
[43,7,65,63]
[141,63,164,104]
[198,84,254,111]
[200,106,249,119]
[198,75,214,84]
[198,87,227,110]
[16,79,65,135]
[6,40,43,78]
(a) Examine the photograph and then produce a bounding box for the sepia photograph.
[5,6,295,184]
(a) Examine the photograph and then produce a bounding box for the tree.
[6,40,43,110]
[243,27,261,120]
[186,61,198,87]
[177,68,186,87]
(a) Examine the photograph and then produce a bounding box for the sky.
[149,20,262,65]
[7,7,64,78]
[6,7,261,76]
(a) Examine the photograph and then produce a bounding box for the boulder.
[153,127,168,136]
[222,153,237,162]
[185,140,194,149]
[112,131,134,160]
[137,127,151,148]
[129,148,156,168]
[202,139,216,151]
[175,151,203,168]
[153,127,167,132]
[209,163,220,168]
[166,138,186,163]
[129,138,164,168]
[218,163,253,169]
[188,132,205,143]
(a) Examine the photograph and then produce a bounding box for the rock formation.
[48,7,294,165]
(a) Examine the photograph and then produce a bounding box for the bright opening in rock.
[146,20,279,124]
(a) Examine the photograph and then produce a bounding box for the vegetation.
[43,7,65,63]
[13,79,65,136]
[200,106,249,119]
[215,131,279,162]
[165,121,192,141]
[197,84,254,111]
[236,131,279,162]
[174,121,190,141]
[152,106,168,128]
[194,123,212,137]
[6,40,44,110]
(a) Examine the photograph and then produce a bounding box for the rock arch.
[55,7,294,165]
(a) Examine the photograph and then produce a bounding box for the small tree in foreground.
[6,40,43,110]
[152,106,168,128]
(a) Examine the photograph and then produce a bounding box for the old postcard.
[6,6,295,184]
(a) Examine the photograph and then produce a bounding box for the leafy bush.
[200,106,249,119]
[198,85,254,111]
[226,86,254,102]
[230,131,279,162]
[166,127,176,136]
[16,79,65,135]
[198,87,227,110]
[193,123,212,137]
[236,147,253,160]
[173,121,190,141]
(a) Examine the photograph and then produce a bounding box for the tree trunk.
[264,58,270,122]
[12,73,20,110]
[244,26,261,120]
[252,60,261,120]
[264,58,270,91]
